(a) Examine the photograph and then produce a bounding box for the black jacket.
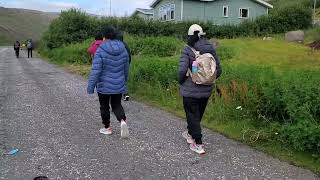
[178,38,222,98]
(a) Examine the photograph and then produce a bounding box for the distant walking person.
[87,32,103,61]
[87,26,130,137]
[13,41,20,58]
[27,40,33,58]
[179,24,222,154]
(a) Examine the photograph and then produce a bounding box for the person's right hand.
[87,87,94,95]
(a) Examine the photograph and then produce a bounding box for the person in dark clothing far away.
[115,31,131,101]
[87,32,103,60]
[87,26,130,137]
[13,41,21,58]
[27,39,33,58]
[179,24,222,155]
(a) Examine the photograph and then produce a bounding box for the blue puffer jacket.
[87,40,129,95]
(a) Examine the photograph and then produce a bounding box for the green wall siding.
[153,0,269,24]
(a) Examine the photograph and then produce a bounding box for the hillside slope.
[0,7,58,45]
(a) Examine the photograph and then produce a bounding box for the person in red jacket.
[87,33,103,60]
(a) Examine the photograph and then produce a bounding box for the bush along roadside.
[40,2,312,50]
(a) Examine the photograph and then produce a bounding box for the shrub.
[125,36,184,57]
[40,39,92,64]
[41,4,313,50]
[130,57,178,88]
[280,120,320,152]
[42,9,98,49]
[305,27,320,42]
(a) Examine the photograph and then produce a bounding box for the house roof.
[150,0,273,9]
[133,8,154,15]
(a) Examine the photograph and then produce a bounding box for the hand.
[87,87,94,95]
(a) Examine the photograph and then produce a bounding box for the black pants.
[15,49,19,58]
[98,93,126,128]
[28,48,32,58]
[183,97,209,144]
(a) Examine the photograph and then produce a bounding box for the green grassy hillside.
[0,7,58,45]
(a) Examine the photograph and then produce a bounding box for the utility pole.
[109,0,112,16]
[314,0,317,25]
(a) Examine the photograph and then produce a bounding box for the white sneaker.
[99,127,112,135]
[123,95,130,101]
[190,143,206,155]
[182,131,195,144]
[120,120,129,138]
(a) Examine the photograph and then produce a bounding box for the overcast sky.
[0,0,154,16]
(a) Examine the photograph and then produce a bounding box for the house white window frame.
[239,8,250,19]
[158,3,175,21]
[223,5,229,18]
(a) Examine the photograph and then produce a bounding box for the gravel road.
[0,47,318,180]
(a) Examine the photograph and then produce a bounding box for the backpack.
[187,46,217,85]
[27,41,32,49]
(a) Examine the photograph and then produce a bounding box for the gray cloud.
[1,0,154,16]
[86,0,153,16]
[2,0,80,12]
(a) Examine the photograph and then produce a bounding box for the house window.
[239,8,249,18]
[159,3,175,21]
[223,6,229,17]
[170,4,175,20]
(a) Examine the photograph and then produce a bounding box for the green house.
[132,8,154,20]
[150,0,273,25]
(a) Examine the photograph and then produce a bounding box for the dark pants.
[14,49,19,58]
[28,48,32,58]
[98,93,126,128]
[183,97,209,144]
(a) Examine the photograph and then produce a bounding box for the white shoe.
[190,143,206,155]
[120,120,129,138]
[99,127,112,135]
[123,95,130,101]
[182,131,195,144]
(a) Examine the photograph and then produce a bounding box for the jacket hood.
[193,38,214,54]
[99,40,126,56]
[95,40,103,45]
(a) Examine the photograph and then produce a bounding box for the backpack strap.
[186,45,198,77]
[187,45,198,56]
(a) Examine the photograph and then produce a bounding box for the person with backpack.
[115,31,131,101]
[87,26,130,137]
[87,32,104,60]
[13,41,21,58]
[179,24,222,154]
[27,40,33,58]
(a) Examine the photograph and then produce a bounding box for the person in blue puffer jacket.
[87,26,130,137]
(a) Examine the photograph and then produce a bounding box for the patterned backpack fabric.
[187,46,217,85]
